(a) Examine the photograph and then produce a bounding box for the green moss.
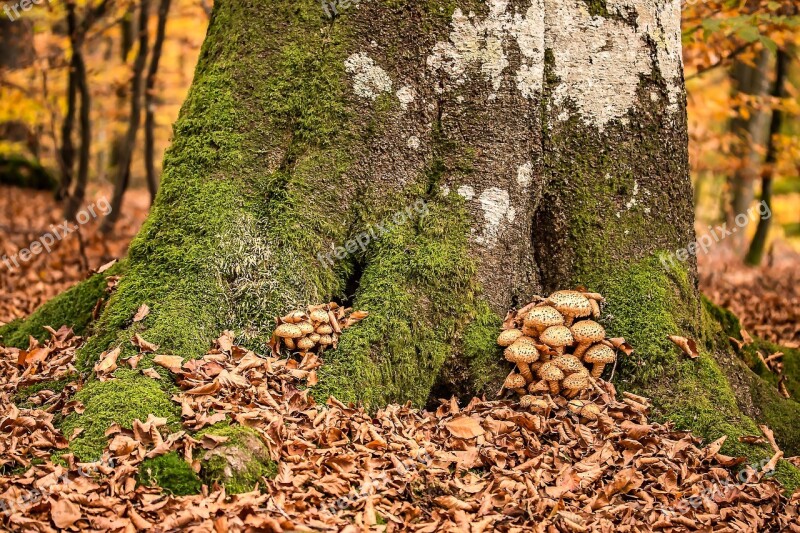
[460,302,507,395]
[0,155,56,190]
[0,264,121,349]
[196,423,276,494]
[582,0,609,17]
[60,369,180,461]
[137,452,202,495]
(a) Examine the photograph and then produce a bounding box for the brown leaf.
[51,498,81,528]
[445,416,485,439]
[133,304,150,322]
[95,346,121,375]
[96,259,117,273]
[153,354,184,373]
[668,335,699,359]
[132,334,159,353]
[142,368,162,379]
[740,328,753,345]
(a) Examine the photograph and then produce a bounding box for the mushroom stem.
[517,363,533,383]
[554,346,565,357]
[548,380,560,395]
[564,316,575,327]
[574,342,592,359]
[591,363,606,379]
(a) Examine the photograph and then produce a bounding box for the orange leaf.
[445,416,485,439]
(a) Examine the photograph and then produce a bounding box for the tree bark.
[3,0,799,483]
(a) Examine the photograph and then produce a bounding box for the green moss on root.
[60,369,180,461]
[459,302,508,395]
[13,376,77,407]
[137,451,202,495]
[0,264,122,348]
[196,423,276,494]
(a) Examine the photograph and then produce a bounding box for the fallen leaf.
[153,354,184,373]
[445,416,485,439]
[133,304,150,322]
[51,498,81,528]
[668,335,699,359]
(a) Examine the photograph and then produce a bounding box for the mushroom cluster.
[270,303,367,356]
[499,290,620,400]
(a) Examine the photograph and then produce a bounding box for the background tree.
[2,0,799,485]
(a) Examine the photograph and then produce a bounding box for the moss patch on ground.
[137,452,202,495]
[60,369,180,461]
[0,263,121,349]
[196,422,277,494]
[13,376,77,408]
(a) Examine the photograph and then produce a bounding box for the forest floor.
[0,186,799,531]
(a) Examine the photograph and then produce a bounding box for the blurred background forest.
[0,0,798,346]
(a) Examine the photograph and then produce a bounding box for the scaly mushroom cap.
[539,325,574,349]
[548,290,592,320]
[497,328,523,347]
[538,362,564,382]
[318,334,334,346]
[562,372,590,392]
[524,306,564,331]
[505,341,540,364]
[529,380,550,393]
[316,324,334,335]
[309,309,330,323]
[274,323,303,339]
[584,344,616,365]
[504,374,527,390]
[552,355,584,374]
[281,310,306,324]
[570,320,606,344]
[297,337,315,351]
[519,395,536,409]
[297,321,315,335]
[567,399,600,420]
[308,333,321,343]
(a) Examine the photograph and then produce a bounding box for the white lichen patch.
[407,135,420,150]
[344,53,393,100]
[517,161,534,189]
[475,187,512,247]
[396,86,416,110]
[427,0,544,99]
[545,0,683,128]
[457,185,475,200]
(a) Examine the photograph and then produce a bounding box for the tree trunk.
[143,0,172,203]
[3,0,799,484]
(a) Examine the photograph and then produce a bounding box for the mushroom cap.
[309,309,330,323]
[539,325,574,348]
[552,355,584,374]
[584,344,616,364]
[274,323,304,339]
[297,337,315,350]
[308,333,321,343]
[318,334,334,346]
[497,328,523,347]
[505,341,540,363]
[504,374,527,389]
[519,395,536,408]
[538,361,564,381]
[316,324,334,335]
[297,321,315,335]
[570,320,606,343]
[529,380,550,393]
[567,399,600,420]
[281,310,307,324]
[562,372,589,391]
[524,306,564,330]
[548,290,592,318]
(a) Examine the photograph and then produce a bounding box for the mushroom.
[520,395,549,412]
[524,306,564,335]
[539,325,574,357]
[504,341,540,382]
[537,362,564,395]
[318,334,334,347]
[297,337,315,352]
[552,355,584,375]
[281,310,307,324]
[567,399,601,421]
[309,309,330,323]
[570,320,606,359]
[274,323,303,339]
[316,324,334,335]
[297,321,315,336]
[547,290,592,326]
[529,379,550,394]
[497,328,523,347]
[583,344,616,378]
[308,333,321,343]
[504,373,527,395]
[562,372,590,398]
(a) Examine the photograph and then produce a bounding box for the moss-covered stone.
[137,451,202,496]
[0,155,57,190]
[60,369,181,461]
[0,263,121,349]
[196,423,276,494]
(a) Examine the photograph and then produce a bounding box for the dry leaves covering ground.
[0,186,147,327]
[699,248,800,349]
[1,328,798,532]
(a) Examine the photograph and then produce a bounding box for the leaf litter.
[0,325,798,531]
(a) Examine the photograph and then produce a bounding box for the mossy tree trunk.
[4,0,799,483]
